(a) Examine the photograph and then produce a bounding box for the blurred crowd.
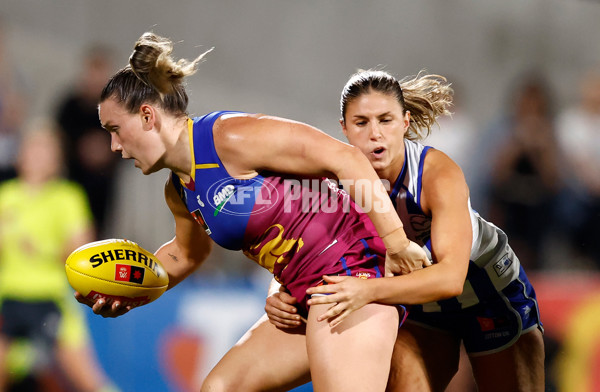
[425,70,600,273]
[0,16,599,392]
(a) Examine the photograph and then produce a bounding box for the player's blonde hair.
[340,69,454,140]
[100,32,212,116]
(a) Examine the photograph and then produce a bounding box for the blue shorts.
[406,266,543,355]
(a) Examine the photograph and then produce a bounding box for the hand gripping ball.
[65,239,169,307]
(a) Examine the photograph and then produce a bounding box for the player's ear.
[140,104,156,131]
[402,111,411,136]
[340,118,348,138]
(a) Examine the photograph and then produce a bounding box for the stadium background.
[2,0,600,391]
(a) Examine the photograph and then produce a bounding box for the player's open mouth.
[372,147,385,158]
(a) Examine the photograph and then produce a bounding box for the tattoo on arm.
[168,253,179,262]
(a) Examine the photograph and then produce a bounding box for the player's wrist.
[382,227,410,254]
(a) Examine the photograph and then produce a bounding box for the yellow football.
[65,239,169,307]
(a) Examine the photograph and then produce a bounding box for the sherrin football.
[65,239,169,307]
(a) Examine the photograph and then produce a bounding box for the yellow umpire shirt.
[0,179,92,302]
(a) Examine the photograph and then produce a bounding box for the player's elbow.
[446,268,467,298]
[446,279,464,298]
[433,270,465,300]
[334,145,370,178]
[195,238,213,262]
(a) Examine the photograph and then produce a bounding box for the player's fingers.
[117,306,132,317]
[329,310,349,328]
[74,292,93,307]
[111,301,132,317]
[266,298,298,315]
[277,291,298,305]
[269,315,302,328]
[306,294,338,306]
[267,306,301,322]
[316,303,342,322]
[269,320,292,329]
[306,285,337,296]
[91,298,107,314]
[321,275,345,284]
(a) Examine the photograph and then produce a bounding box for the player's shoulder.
[213,111,258,132]
[422,148,467,194]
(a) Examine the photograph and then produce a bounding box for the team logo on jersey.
[190,209,212,235]
[355,271,371,279]
[493,254,512,277]
[115,264,145,284]
[213,184,236,216]
[243,224,303,272]
[409,215,431,244]
[206,178,279,216]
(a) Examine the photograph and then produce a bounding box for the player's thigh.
[469,328,545,392]
[387,322,461,392]
[201,314,310,392]
[307,303,398,392]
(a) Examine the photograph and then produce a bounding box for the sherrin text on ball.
[65,239,169,307]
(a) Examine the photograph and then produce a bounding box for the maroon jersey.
[174,112,386,312]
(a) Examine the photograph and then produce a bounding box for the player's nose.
[110,133,122,153]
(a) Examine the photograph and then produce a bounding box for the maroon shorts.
[287,237,387,317]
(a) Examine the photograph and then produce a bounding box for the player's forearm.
[336,148,408,251]
[369,262,465,305]
[155,237,211,289]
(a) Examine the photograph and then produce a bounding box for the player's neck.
[165,117,194,182]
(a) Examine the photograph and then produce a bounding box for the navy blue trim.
[416,146,431,208]
[361,238,383,278]
[340,257,352,276]
[389,142,408,207]
[467,260,500,301]
[438,297,462,312]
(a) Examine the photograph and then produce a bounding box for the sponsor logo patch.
[477,316,495,332]
[190,209,212,235]
[115,264,145,284]
[493,254,512,277]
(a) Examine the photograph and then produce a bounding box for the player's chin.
[139,161,161,175]
[136,163,153,175]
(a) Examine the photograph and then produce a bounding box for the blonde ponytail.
[129,32,213,95]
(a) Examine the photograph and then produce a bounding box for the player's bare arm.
[214,114,425,267]
[307,150,472,326]
[156,176,213,289]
